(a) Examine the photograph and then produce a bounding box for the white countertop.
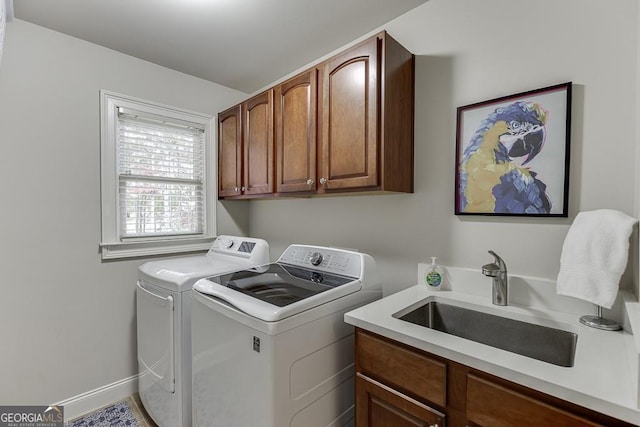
[345,270,640,425]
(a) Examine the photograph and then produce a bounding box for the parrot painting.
[458,101,551,214]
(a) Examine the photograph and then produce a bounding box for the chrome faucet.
[482,250,508,306]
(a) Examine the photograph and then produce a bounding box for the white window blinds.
[117,108,205,238]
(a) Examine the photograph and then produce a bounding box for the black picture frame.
[455,82,572,217]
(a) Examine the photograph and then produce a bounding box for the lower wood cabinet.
[356,326,446,407]
[355,329,634,427]
[466,374,602,427]
[356,373,445,427]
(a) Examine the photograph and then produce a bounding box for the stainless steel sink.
[395,301,578,367]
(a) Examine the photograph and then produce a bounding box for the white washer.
[191,244,381,427]
[136,235,269,427]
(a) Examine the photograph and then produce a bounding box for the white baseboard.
[55,374,139,421]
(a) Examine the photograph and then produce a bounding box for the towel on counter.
[556,209,637,309]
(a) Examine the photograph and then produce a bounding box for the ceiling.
[14,0,428,93]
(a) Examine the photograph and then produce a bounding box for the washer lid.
[193,263,361,321]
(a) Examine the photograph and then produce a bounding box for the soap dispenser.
[425,257,443,291]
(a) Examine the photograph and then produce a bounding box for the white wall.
[0,20,249,404]
[250,0,639,296]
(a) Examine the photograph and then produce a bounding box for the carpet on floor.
[65,400,139,427]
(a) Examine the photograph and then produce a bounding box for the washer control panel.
[278,245,362,278]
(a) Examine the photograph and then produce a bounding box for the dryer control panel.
[208,235,270,264]
[278,245,362,279]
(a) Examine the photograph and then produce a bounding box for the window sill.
[100,237,215,260]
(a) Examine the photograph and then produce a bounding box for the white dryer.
[136,235,269,427]
[191,244,381,427]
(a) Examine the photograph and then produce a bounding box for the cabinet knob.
[234,187,239,192]
[306,179,314,186]
[241,186,246,192]
[319,177,327,185]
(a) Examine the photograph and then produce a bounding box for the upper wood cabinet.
[242,90,274,196]
[274,69,317,194]
[217,91,274,199]
[319,36,378,191]
[217,30,414,199]
[218,105,242,198]
[319,32,414,193]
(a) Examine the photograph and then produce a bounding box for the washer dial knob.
[310,252,323,266]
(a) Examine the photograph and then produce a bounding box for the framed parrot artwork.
[455,82,571,217]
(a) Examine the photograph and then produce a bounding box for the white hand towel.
[556,209,637,309]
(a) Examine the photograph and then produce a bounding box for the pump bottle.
[425,257,443,291]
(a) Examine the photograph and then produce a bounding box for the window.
[100,90,216,259]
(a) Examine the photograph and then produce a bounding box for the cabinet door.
[243,90,274,195]
[319,36,379,191]
[466,374,603,427]
[356,373,445,427]
[356,330,447,407]
[218,105,242,198]
[275,69,317,193]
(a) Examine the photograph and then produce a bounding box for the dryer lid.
[139,256,249,291]
[138,235,270,292]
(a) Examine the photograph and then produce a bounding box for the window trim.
[99,90,216,260]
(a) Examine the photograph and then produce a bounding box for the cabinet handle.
[241,186,246,192]
[306,179,314,186]
[234,187,239,192]
[319,177,327,185]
